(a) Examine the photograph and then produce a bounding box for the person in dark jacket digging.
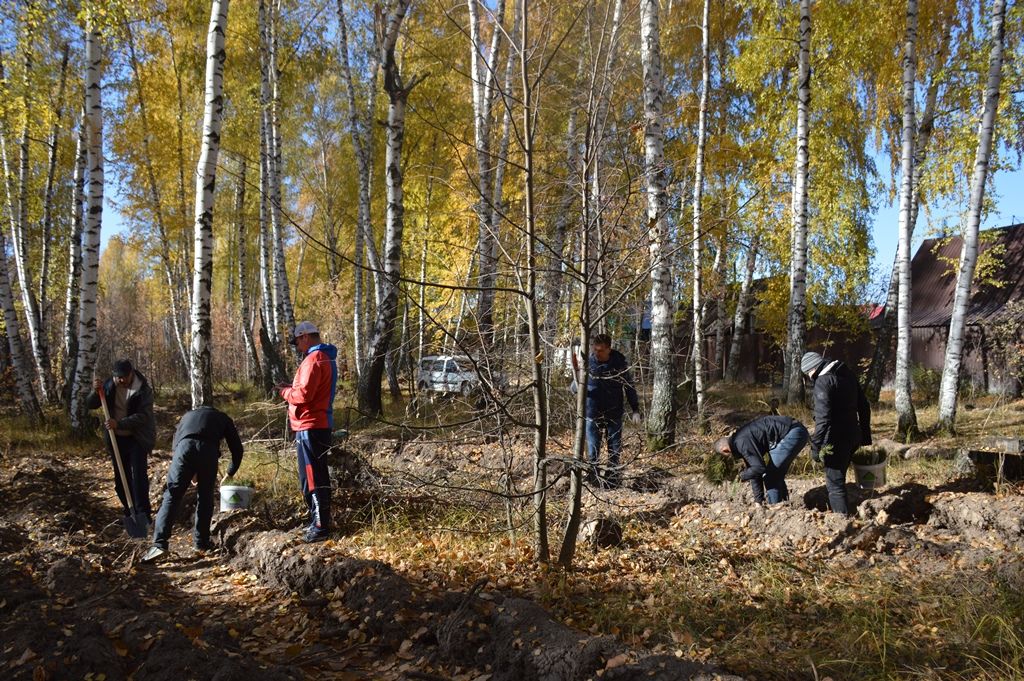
[142,406,244,563]
[801,352,873,515]
[715,416,809,504]
[584,333,641,488]
[88,359,156,528]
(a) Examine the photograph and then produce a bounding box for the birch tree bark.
[357,0,422,416]
[725,232,759,383]
[336,0,384,375]
[0,228,39,416]
[691,0,710,426]
[70,21,104,432]
[125,21,190,370]
[10,40,53,403]
[784,0,811,404]
[61,110,86,407]
[189,0,230,408]
[641,0,674,450]
[0,54,40,417]
[894,0,919,440]
[467,0,507,347]
[937,0,1007,432]
[265,1,296,346]
[865,19,950,402]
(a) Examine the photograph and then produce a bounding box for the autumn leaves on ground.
[1,386,1022,681]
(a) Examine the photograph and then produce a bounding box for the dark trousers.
[109,435,151,517]
[586,414,624,485]
[296,429,332,530]
[823,445,853,515]
[152,440,219,549]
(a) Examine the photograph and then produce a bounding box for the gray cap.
[801,352,824,375]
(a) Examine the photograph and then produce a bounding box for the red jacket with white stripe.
[279,344,338,431]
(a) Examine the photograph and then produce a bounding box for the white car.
[416,355,481,397]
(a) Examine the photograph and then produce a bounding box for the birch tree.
[784,0,811,404]
[641,0,674,450]
[0,225,40,416]
[61,111,86,406]
[336,0,384,376]
[937,0,1008,433]
[466,0,502,346]
[691,0,710,426]
[894,0,919,440]
[70,20,104,432]
[189,0,230,408]
[357,0,422,415]
[9,36,53,403]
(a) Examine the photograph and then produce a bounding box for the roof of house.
[909,223,1024,328]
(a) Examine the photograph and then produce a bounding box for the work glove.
[810,447,821,463]
[630,411,642,425]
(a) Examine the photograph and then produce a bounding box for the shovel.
[98,388,149,538]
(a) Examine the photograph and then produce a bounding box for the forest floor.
[1,384,1022,681]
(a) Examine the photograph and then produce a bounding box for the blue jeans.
[764,424,809,504]
[586,415,623,477]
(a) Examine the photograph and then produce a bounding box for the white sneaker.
[141,546,167,564]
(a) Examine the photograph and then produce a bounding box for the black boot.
[304,489,331,543]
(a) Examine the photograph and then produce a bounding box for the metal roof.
[909,223,1024,328]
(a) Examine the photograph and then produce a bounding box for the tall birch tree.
[641,0,674,450]
[357,0,422,415]
[894,0,920,440]
[784,0,811,404]
[189,0,230,408]
[70,19,104,433]
[937,0,1007,433]
[62,111,86,406]
[691,0,710,426]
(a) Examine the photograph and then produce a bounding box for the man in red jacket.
[279,321,338,542]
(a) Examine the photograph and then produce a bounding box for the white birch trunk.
[357,0,419,415]
[189,0,230,408]
[641,0,674,450]
[894,0,919,439]
[725,232,759,383]
[0,228,40,415]
[336,0,383,373]
[937,0,1007,431]
[691,0,710,425]
[266,1,296,346]
[10,43,53,403]
[467,0,506,345]
[70,23,104,432]
[61,110,86,406]
[784,0,811,404]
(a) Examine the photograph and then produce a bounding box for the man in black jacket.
[88,359,156,526]
[801,352,872,514]
[142,406,244,563]
[584,334,641,488]
[715,415,809,504]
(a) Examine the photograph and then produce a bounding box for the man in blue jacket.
[715,415,809,504]
[584,334,641,488]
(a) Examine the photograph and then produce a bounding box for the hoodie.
[280,343,338,431]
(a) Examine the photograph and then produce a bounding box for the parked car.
[416,355,482,397]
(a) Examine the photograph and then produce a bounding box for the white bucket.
[853,462,887,490]
[219,485,254,511]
